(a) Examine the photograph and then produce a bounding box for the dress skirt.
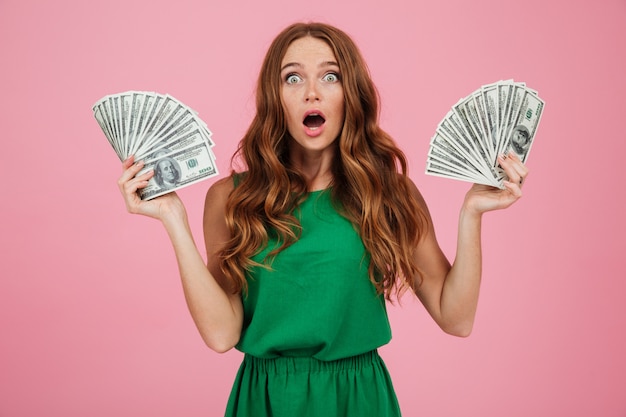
[224,350,401,417]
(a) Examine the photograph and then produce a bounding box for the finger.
[120,174,155,214]
[498,153,529,185]
[118,159,147,188]
[120,169,154,197]
[501,180,523,207]
[122,155,135,170]
[506,152,529,177]
[503,178,523,195]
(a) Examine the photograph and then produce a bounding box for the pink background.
[1,0,625,415]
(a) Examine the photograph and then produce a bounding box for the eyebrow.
[280,61,340,72]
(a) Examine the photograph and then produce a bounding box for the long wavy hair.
[219,22,428,300]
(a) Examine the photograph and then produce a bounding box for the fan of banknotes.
[426,80,544,188]
[92,91,219,200]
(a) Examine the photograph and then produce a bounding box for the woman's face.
[280,36,345,158]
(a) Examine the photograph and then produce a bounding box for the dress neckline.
[307,187,331,195]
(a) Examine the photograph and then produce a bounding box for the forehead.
[281,36,337,67]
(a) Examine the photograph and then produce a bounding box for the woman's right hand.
[118,155,186,222]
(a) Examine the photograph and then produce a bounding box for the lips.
[303,110,326,129]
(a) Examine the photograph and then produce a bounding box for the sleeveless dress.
[224,188,401,417]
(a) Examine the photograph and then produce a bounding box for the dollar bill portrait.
[148,141,170,160]
[154,157,181,189]
[509,125,531,159]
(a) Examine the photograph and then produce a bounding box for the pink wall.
[1,0,625,415]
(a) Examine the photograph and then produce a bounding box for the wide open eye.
[285,74,302,84]
[322,72,340,83]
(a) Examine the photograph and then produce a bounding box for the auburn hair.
[220,22,428,300]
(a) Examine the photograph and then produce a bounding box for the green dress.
[225,188,401,417]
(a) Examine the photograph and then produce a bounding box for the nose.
[305,80,320,102]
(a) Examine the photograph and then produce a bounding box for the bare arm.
[118,157,243,352]
[411,153,528,337]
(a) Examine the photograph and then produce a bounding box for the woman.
[118,22,528,417]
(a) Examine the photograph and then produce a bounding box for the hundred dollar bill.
[135,95,178,151]
[126,91,149,158]
[430,129,493,181]
[471,92,491,159]
[449,104,499,181]
[480,82,500,163]
[137,141,219,200]
[93,105,118,155]
[131,92,159,158]
[427,145,490,185]
[497,83,527,159]
[141,126,212,162]
[135,106,204,158]
[426,80,544,188]
[426,158,487,185]
[502,91,544,163]
[99,98,119,152]
[428,138,500,187]
[93,91,219,198]
[117,92,135,158]
[130,95,215,160]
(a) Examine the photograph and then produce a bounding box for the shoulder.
[397,173,428,207]
[398,175,435,226]
[205,175,235,202]
[203,176,235,221]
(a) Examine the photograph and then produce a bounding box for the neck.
[289,148,335,191]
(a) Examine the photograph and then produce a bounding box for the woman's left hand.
[463,152,529,215]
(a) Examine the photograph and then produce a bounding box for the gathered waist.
[241,349,383,375]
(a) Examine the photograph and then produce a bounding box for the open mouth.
[303,113,325,128]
